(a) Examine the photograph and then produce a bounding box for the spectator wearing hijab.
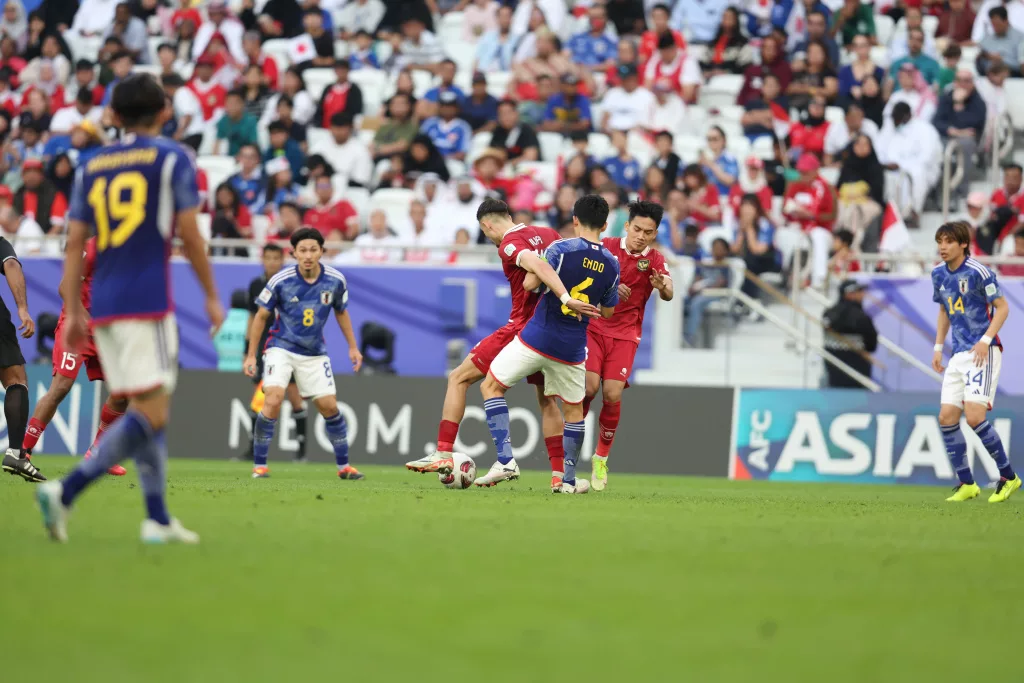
[836,133,885,239]
[700,7,752,76]
[403,134,451,186]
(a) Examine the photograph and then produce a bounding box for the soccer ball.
[439,453,477,489]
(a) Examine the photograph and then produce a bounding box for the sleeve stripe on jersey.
[932,262,946,272]
[966,259,991,277]
[268,266,296,287]
[157,152,176,240]
[324,265,347,285]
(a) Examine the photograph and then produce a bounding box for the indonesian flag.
[770,101,790,140]
[288,34,316,64]
[880,201,923,274]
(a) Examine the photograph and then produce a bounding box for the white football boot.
[558,478,591,494]
[36,481,69,542]
[141,518,200,544]
[405,451,454,475]
[473,458,521,487]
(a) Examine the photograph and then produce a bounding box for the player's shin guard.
[596,401,621,458]
[293,409,308,460]
[436,419,459,454]
[22,417,45,453]
[941,423,974,485]
[562,421,585,485]
[5,383,28,452]
[324,412,349,469]
[484,398,514,465]
[60,410,147,506]
[545,435,564,474]
[253,413,277,467]
[974,420,1016,480]
[134,429,170,525]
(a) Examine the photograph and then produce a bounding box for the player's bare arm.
[650,269,674,301]
[3,257,33,338]
[244,306,272,377]
[334,309,363,372]
[518,250,601,319]
[178,206,225,335]
[933,305,950,374]
[61,219,91,348]
[972,296,1008,367]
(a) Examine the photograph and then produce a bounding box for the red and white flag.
[769,101,790,140]
[288,34,316,64]
[879,201,911,253]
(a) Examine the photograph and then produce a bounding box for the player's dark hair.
[627,200,665,226]
[476,197,510,221]
[935,220,972,256]
[290,227,324,248]
[263,243,284,255]
[111,73,166,128]
[573,194,610,230]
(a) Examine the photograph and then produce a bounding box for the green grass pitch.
[2,456,1023,683]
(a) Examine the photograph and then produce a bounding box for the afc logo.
[637,259,650,272]
[320,291,333,305]
[959,278,969,295]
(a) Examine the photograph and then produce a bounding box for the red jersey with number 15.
[57,237,97,327]
[497,224,560,329]
[588,237,671,342]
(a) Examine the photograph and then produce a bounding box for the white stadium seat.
[439,11,465,47]
[825,106,846,125]
[342,186,372,221]
[874,14,895,45]
[367,188,415,229]
[447,42,477,75]
[306,127,333,152]
[818,166,840,186]
[751,135,774,160]
[131,64,161,77]
[349,69,387,116]
[411,70,435,97]
[674,133,704,162]
[537,132,565,163]
[333,40,350,58]
[922,15,939,39]
[445,159,467,178]
[870,45,890,68]
[485,71,512,99]
[587,132,613,160]
[261,39,291,70]
[1004,78,1024,129]
[700,74,744,111]
[517,161,557,190]
[303,68,335,101]
[65,34,102,62]
[197,155,237,197]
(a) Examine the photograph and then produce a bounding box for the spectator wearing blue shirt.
[461,73,500,133]
[793,11,841,68]
[475,5,519,72]
[263,158,304,215]
[348,30,381,70]
[933,69,988,201]
[567,4,618,70]
[43,119,103,168]
[772,0,831,52]
[421,59,466,119]
[731,194,781,300]
[101,50,134,106]
[420,91,473,160]
[541,74,593,135]
[263,120,306,181]
[602,130,642,193]
[671,0,731,44]
[701,125,739,196]
[230,143,267,215]
[684,238,733,346]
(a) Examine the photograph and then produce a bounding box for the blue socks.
[253,412,277,467]
[562,420,585,486]
[324,412,349,469]
[974,421,1016,481]
[61,410,170,524]
[941,423,973,485]
[484,397,514,465]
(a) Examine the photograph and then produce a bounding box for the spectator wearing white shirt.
[324,113,374,188]
[338,0,386,40]
[642,31,702,104]
[161,73,207,151]
[50,88,103,135]
[601,64,656,134]
[346,209,401,263]
[70,0,119,37]
[462,0,499,41]
[428,177,485,242]
[889,7,939,62]
[192,0,247,65]
[392,16,445,73]
[475,5,519,73]
[397,200,447,263]
[975,61,1011,160]
[0,204,54,256]
[21,35,72,86]
[823,102,879,165]
[644,79,687,134]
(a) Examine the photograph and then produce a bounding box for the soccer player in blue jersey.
[243,227,365,480]
[931,221,1021,503]
[36,73,225,543]
[477,195,619,493]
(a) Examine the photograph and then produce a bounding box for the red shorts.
[52,323,104,382]
[585,332,638,384]
[470,324,543,386]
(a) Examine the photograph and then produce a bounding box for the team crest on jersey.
[320,290,333,305]
[637,259,651,272]
[959,278,969,294]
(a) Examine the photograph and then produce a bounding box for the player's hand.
[206,296,226,336]
[649,271,666,291]
[617,283,631,300]
[932,350,945,374]
[17,307,34,338]
[565,298,601,319]
[971,340,989,368]
[244,354,258,378]
[349,347,363,373]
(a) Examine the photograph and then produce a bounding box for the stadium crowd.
[0,0,1023,296]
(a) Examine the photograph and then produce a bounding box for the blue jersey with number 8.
[67,134,200,325]
[519,237,620,364]
[257,264,349,357]
[931,257,1003,355]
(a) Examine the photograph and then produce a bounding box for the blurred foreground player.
[479,195,618,492]
[404,198,593,490]
[36,74,225,543]
[244,228,364,480]
[583,201,673,491]
[931,221,1020,503]
[0,234,38,481]
[22,237,129,477]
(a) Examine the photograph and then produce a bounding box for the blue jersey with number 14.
[67,134,200,325]
[519,237,620,364]
[257,264,349,357]
[931,257,1003,354]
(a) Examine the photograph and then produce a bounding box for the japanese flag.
[288,34,316,64]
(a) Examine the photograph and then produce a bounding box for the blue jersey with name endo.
[931,257,1003,355]
[257,264,349,357]
[519,237,620,364]
[67,134,200,325]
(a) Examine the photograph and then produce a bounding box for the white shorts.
[941,347,1002,409]
[488,336,585,404]
[94,314,179,397]
[263,346,335,399]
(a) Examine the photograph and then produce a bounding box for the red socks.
[545,435,564,473]
[582,397,593,418]
[436,419,459,453]
[22,417,44,451]
[596,401,621,458]
[98,405,124,435]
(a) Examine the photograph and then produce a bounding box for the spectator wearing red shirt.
[1000,231,1024,276]
[728,156,774,220]
[638,3,686,64]
[315,59,364,129]
[188,55,227,121]
[642,31,702,104]
[0,37,26,89]
[70,59,105,107]
[681,164,721,230]
[784,154,837,287]
[242,30,279,90]
[990,163,1024,243]
[604,38,640,90]
[0,69,19,117]
[789,96,831,160]
[304,176,359,241]
[829,229,861,275]
[13,158,67,235]
[472,147,518,198]
[22,60,65,114]
[936,0,976,46]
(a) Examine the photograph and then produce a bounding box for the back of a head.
[891,101,912,123]
[476,197,510,222]
[574,194,610,230]
[111,73,166,129]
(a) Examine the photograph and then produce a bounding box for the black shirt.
[490,124,540,161]
[823,300,878,388]
[248,273,271,355]
[0,236,18,321]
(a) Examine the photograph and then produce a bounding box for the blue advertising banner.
[730,389,1016,487]
[0,364,101,455]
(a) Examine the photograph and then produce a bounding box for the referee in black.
[0,232,41,481]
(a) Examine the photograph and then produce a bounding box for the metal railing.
[896,169,915,219]
[989,112,1015,184]
[941,138,966,222]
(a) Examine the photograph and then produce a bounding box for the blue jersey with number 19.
[257,264,349,357]
[67,134,200,325]
[931,257,1003,354]
[519,237,620,364]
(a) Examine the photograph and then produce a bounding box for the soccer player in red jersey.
[583,201,674,491]
[21,237,130,477]
[406,198,598,490]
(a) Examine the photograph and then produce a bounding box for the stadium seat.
[445,159,467,178]
[714,104,745,124]
[198,124,217,156]
[343,186,372,221]
[371,158,391,187]
[307,127,333,152]
[251,214,271,244]
[698,225,733,255]
[751,135,774,161]
[674,133,704,161]
[825,106,845,125]
[367,188,415,230]
[517,161,557,190]
[485,71,512,99]
[411,70,435,97]
[470,131,493,160]
[197,155,238,194]
[349,69,387,116]
[922,15,939,39]
[148,36,167,61]
[304,68,335,101]
[727,135,750,162]
[439,11,465,46]
[960,45,980,66]
[65,34,102,62]
[587,132,613,160]
[333,40,350,58]
[819,166,840,186]
[1004,78,1024,129]
[447,42,477,75]
[357,128,375,147]
[870,45,890,68]
[538,132,565,164]
[627,130,655,168]
[261,39,291,70]
[875,14,895,45]
[700,74,744,111]
[131,64,161,76]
